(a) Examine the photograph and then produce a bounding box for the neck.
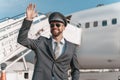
[53,35,63,42]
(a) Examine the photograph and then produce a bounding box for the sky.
[0,0,120,19]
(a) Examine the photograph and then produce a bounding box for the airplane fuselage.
[70,2,120,69]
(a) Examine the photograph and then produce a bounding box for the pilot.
[17,4,80,80]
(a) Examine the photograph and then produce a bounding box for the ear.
[63,26,65,30]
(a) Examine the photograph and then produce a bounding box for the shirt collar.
[52,37,65,45]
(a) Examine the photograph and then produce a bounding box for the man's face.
[50,22,65,37]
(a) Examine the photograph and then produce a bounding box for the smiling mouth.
[52,28,58,31]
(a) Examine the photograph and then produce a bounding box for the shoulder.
[37,36,49,40]
[65,39,79,47]
[37,36,51,43]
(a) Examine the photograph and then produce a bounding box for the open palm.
[26,4,38,20]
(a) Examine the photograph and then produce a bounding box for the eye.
[56,23,61,27]
[50,24,54,28]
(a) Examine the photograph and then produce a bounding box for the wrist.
[26,17,33,21]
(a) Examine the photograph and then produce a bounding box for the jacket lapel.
[47,38,55,59]
[56,40,69,60]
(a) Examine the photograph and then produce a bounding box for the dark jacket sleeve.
[70,45,80,80]
[17,19,37,50]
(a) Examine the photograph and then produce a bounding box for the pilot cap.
[48,12,67,26]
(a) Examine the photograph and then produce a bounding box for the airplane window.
[102,20,107,26]
[93,21,98,27]
[112,18,117,25]
[85,22,90,28]
[77,23,81,28]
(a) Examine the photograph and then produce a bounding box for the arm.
[70,46,80,80]
[17,4,38,49]
[17,19,35,49]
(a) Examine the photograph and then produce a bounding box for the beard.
[51,29,62,37]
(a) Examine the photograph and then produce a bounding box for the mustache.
[51,28,58,30]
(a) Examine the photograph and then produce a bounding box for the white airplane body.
[70,2,120,69]
[0,2,120,80]
[71,3,120,69]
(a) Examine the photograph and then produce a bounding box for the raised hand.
[26,3,38,20]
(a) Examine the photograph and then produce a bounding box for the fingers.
[33,4,36,10]
[26,3,37,20]
[35,10,38,17]
[27,3,36,11]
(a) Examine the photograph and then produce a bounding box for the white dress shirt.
[52,38,65,58]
